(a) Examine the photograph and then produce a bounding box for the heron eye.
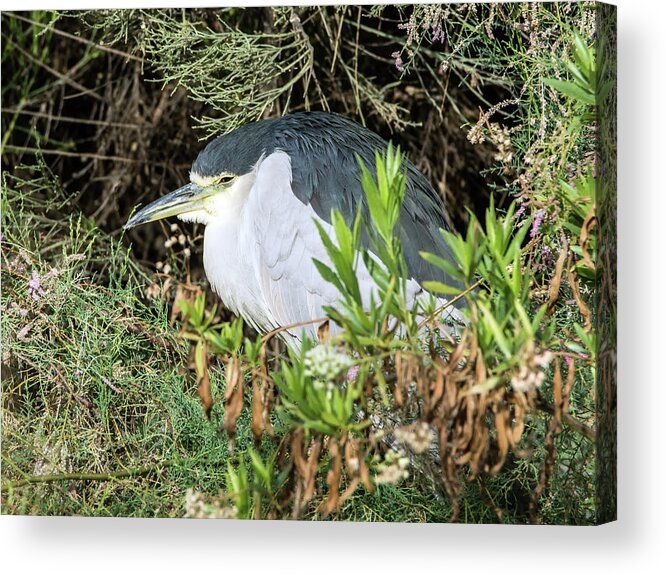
[218,175,235,185]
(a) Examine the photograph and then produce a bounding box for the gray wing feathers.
[248,151,343,342]
[272,113,461,290]
[246,150,464,346]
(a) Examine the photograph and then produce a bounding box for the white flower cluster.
[374,449,410,485]
[467,123,485,145]
[145,282,161,300]
[393,421,434,454]
[303,344,353,390]
[489,122,514,163]
[162,223,191,258]
[511,348,553,393]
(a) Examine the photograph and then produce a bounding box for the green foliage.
[425,198,555,384]
[225,456,250,519]
[136,10,314,136]
[1,164,234,517]
[313,145,422,347]
[560,174,598,280]
[75,8,315,137]
[2,3,607,525]
[313,211,364,312]
[179,296,245,356]
[544,29,598,106]
[275,339,366,436]
[2,11,55,150]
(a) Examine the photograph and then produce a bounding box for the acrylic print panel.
[1,2,616,525]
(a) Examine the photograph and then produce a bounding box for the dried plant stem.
[2,460,180,489]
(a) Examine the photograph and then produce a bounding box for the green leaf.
[566,60,589,88]
[248,448,272,491]
[513,300,533,334]
[462,377,501,396]
[565,341,587,355]
[194,340,206,377]
[544,78,596,105]
[508,217,531,258]
[420,250,464,281]
[573,29,594,75]
[332,210,354,261]
[422,280,462,296]
[478,301,512,360]
[531,304,548,334]
[510,251,522,299]
[312,258,343,289]
[226,458,249,518]
[374,365,389,406]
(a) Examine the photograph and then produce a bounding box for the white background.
[2,0,664,573]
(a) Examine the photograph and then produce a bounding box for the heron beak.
[124,182,206,229]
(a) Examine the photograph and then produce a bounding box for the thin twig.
[1,107,146,130]
[3,35,104,102]
[418,278,482,330]
[2,145,171,167]
[2,460,180,489]
[261,316,328,344]
[8,12,143,62]
[535,395,596,441]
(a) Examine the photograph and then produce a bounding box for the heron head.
[123,130,269,230]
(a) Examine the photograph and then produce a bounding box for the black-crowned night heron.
[125,111,460,345]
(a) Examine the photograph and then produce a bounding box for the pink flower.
[530,208,546,238]
[346,365,360,381]
[432,23,444,43]
[391,51,405,73]
[541,245,555,269]
[28,270,45,301]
